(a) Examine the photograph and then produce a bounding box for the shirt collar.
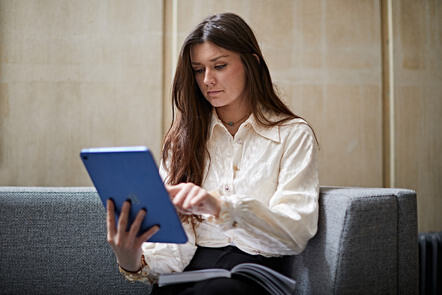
[209,109,281,143]
[208,109,223,138]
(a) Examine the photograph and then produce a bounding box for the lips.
[207,90,223,96]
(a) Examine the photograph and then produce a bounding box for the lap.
[151,246,287,295]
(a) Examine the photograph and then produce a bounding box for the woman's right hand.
[106,199,160,272]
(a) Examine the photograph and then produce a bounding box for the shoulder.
[253,110,316,145]
[280,117,313,132]
[277,117,317,147]
[264,110,312,132]
[265,110,314,136]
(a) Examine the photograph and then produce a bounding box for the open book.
[158,263,296,295]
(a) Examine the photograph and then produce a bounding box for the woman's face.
[190,42,247,110]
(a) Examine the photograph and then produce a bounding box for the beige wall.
[167,0,384,188]
[391,0,442,231]
[0,0,164,186]
[0,0,440,232]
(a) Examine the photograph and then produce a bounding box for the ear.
[253,54,260,63]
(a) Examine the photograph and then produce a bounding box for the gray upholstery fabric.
[289,187,418,295]
[0,187,149,294]
[396,190,419,295]
[0,186,418,294]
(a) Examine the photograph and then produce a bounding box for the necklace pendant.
[227,122,234,126]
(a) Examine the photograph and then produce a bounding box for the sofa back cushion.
[0,187,148,294]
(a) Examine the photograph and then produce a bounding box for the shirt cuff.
[119,255,157,285]
[212,195,239,230]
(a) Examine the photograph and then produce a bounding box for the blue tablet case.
[80,146,188,244]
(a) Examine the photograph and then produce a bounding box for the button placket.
[232,135,244,180]
[222,134,234,195]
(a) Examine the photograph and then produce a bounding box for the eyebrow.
[191,55,230,65]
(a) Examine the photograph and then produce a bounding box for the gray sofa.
[0,186,418,294]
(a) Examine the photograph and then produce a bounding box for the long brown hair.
[162,12,302,186]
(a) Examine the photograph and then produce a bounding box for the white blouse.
[142,110,319,276]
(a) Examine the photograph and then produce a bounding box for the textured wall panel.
[168,0,383,187]
[0,0,164,186]
[393,0,442,231]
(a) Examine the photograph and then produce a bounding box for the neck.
[219,112,249,127]
[216,104,251,128]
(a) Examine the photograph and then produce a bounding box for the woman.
[107,12,319,294]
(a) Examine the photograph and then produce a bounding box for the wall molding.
[381,0,395,188]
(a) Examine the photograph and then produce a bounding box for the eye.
[193,68,204,74]
[215,64,227,70]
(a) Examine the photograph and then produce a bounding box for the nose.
[203,69,215,86]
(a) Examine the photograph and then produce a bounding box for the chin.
[207,99,227,108]
[211,103,226,108]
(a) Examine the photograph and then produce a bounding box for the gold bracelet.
[118,255,157,285]
[118,257,144,274]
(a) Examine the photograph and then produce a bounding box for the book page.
[158,269,231,287]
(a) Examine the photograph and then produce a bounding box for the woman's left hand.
[166,183,221,217]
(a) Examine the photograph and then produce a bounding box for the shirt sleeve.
[140,159,198,276]
[141,221,197,276]
[214,123,319,256]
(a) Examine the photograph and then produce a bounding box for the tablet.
[80,146,188,244]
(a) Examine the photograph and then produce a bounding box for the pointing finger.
[166,184,182,198]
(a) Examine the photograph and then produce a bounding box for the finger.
[118,200,131,233]
[106,199,117,241]
[165,184,175,196]
[128,208,146,239]
[183,186,200,210]
[189,190,208,208]
[189,192,211,215]
[172,184,193,208]
[174,205,192,215]
[166,184,184,198]
[136,225,160,247]
[178,208,193,215]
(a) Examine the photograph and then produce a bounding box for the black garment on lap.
[151,245,289,295]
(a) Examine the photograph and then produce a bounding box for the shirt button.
[224,184,231,192]
[233,165,239,172]
[232,221,238,228]
[237,139,243,145]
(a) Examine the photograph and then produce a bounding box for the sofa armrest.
[290,187,418,294]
